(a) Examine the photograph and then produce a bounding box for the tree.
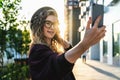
[0,0,22,66]
[0,0,30,66]
[17,20,30,57]
[0,0,31,79]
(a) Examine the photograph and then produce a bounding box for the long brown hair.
[29,6,64,54]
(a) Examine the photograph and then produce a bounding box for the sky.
[20,0,64,20]
[19,0,113,17]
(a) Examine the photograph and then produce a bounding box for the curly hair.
[29,6,65,54]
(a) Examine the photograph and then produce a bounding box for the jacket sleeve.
[65,44,73,51]
[28,44,74,80]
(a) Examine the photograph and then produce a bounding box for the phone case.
[91,3,104,27]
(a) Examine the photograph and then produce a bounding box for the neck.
[45,38,52,46]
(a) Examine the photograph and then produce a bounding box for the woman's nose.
[50,25,54,29]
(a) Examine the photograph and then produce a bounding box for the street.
[73,58,120,80]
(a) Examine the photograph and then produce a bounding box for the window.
[113,20,120,57]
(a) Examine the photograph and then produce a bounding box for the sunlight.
[20,0,65,38]
[59,22,66,38]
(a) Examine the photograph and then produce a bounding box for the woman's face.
[43,15,58,40]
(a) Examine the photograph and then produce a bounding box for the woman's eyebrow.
[45,20,52,22]
[45,20,58,24]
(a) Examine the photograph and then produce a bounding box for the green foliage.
[0,28,7,51]
[0,0,31,59]
[18,20,31,56]
[0,0,22,59]
[113,33,120,57]
[0,2,31,80]
[1,63,30,80]
[0,0,31,79]
[0,0,3,8]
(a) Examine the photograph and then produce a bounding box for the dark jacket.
[28,44,76,80]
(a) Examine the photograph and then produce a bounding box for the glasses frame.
[44,20,59,29]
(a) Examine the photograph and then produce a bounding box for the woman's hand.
[82,16,106,47]
[65,16,106,63]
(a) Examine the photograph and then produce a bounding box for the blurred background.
[0,0,120,80]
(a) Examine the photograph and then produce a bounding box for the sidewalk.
[73,58,120,80]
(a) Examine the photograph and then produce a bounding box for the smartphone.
[91,3,104,28]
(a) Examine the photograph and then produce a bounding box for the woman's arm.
[65,16,106,63]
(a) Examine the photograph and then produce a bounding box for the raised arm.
[65,16,106,63]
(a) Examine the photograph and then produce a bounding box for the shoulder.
[30,44,50,52]
[29,44,52,57]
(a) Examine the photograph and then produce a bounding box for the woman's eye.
[47,23,50,25]
[46,22,51,25]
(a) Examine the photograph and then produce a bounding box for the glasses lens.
[45,21,52,28]
[44,20,58,28]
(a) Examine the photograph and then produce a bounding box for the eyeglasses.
[44,20,59,29]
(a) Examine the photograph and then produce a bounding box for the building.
[65,0,120,66]
[64,0,80,46]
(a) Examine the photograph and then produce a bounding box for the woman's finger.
[93,16,102,28]
[86,17,92,30]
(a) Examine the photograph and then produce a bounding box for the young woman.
[28,6,106,80]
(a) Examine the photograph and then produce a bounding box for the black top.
[28,44,76,80]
